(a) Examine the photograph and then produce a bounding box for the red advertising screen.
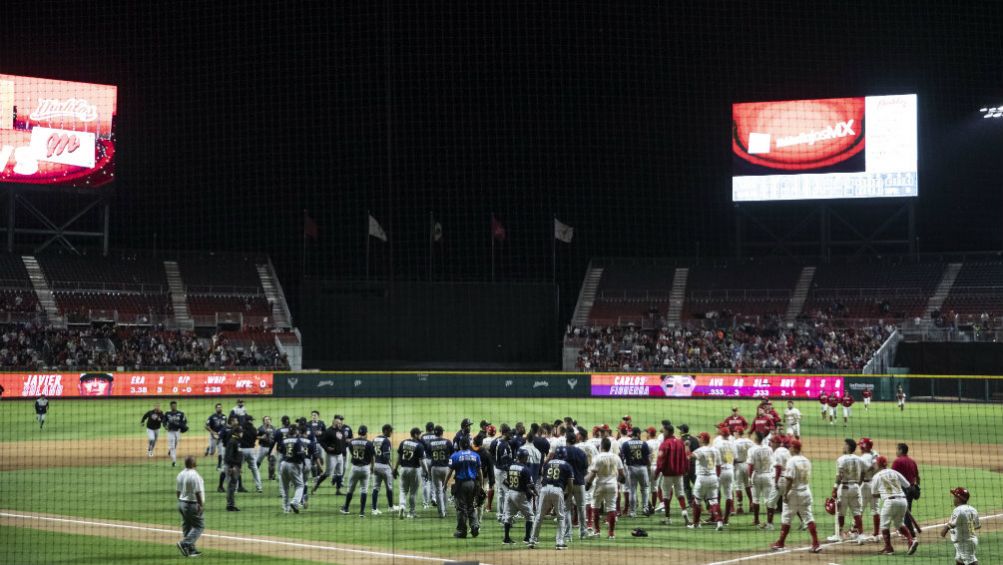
[0,74,117,188]
[590,373,845,399]
[0,372,273,398]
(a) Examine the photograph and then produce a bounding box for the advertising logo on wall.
[0,372,273,398]
[590,373,845,399]
[0,74,117,188]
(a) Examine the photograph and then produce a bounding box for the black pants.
[904,488,919,535]
[453,480,479,534]
[683,471,696,505]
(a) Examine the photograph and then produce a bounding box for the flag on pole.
[554,218,574,243]
[303,210,318,240]
[491,215,506,241]
[432,220,443,242]
[368,214,388,242]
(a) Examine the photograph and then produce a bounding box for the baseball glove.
[450,482,458,496]
[824,497,836,515]
[180,423,189,433]
[474,486,486,507]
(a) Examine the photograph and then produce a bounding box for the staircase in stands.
[21,256,63,326]
[785,266,816,324]
[163,261,193,328]
[571,264,604,327]
[925,262,962,323]
[256,261,292,329]
[666,267,689,327]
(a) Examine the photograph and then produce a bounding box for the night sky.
[2,1,1001,318]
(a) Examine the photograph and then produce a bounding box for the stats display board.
[590,373,845,399]
[0,74,117,188]
[0,372,273,398]
[732,94,917,202]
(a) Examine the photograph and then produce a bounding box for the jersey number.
[546,466,562,480]
[353,446,365,460]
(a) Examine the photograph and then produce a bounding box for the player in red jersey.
[818,393,829,420]
[751,408,775,444]
[840,394,855,426]
[826,395,839,426]
[862,388,873,411]
[724,407,748,433]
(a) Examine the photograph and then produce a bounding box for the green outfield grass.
[1,397,1000,564]
[0,525,329,565]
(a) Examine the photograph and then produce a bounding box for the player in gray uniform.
[532,447,575,550]
[420,422,437,508]
[239,415,263,493]
[164,401,188,467]
[34,395,49,430]
[296,419,321,509]
[255,416,277,481]
[427,425,454,518]
[279,426,306,513]
[341,425,376,517]
[370,424,396,515]
[395,427,429,518]
[204,404,226,457]
[502,448,537,545]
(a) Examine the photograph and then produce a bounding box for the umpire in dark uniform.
[445,437,483,538]
[223,421,244,511]
[678,424,699,505]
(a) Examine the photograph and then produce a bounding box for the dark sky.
[2,1,1001,305]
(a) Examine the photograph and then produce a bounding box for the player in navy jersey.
[420,422,437,508]
[34,395,49,430]
[164,401,188,467]
[341,425,376,517]
[490,424,515,521]
[564,432,591,539]
[279,426,306,513]
[502,449,537,545]
[622,427,652,517]
[370,424,396,515]
[427,426,454,518]
[532,447,575,549]
[395,427,428,518]
[204,404,226,458]
[453,418,473,452]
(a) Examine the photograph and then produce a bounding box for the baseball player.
[678,424,700,506]
[585,437,625,540]
[445,437,483,539]
[862,387,873,410]
[165,401,188,467]
[653,423,690,525]
[830,438,864,541]
[621,427,652,517]
[841,393,854,426]
[818,392,829,419]
[578,427,600,532]
[395,427,428,518]
[532,447,574,550]
[305,411,326,476]
[255,416,277,481]
[712,425,737,524]
[427,425,453,517]
[858,437,882,541]
[370,424,396,515]
[228,399,248,424]
[312,416,343,494]
[279,426,306,513]
[141,404,165,457]
[644,427,661,512]
[751,408,775,445]
[896,384,906,411]
[341,425,375,517]
[868,455,918,555]
[688,432,724,531]
[748,431,776,529]
[490,424,514,521]
[34,395,48,430]
[770,439,822,553]
[732,426,755,515]
[724,407,748,433]
[296,419,321,509]
[271,416,292,499]
[501,448,537,545]
[941,487,981,565]
[453,418,473,451]
[556,431,588,539]
[204,404,226,458]
[784,400,801,439]
[420,421,437,508]
[826,394,839,425]
[238,415,263,492]
[770,435,792,523]
[222,421,243,511]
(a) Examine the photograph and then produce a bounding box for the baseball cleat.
[556,544,567,550]
[716,523,725,531]
[187,550,202,558]
[763,523,774,530]
[176,542,189,557]
[770,544,784,551]
[226,506,240,512]
[359,513,365,518]
[607,535,615,540]
[809,545,822,553]
[372,509,382,516]
[406,513,416,519]
[502,538,515,545]
[471,528,479,538]
[827,534,842,542]
[453,531,466,539]
[880,548,895,555]
[339,507,349,514]
[907,540,919,555]
[686,523,700,529]
[398,506,405,519]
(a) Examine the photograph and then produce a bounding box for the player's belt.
[840,482,859,485]
[886,495,904,500]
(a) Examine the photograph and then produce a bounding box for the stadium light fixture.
[979,106,1003,118]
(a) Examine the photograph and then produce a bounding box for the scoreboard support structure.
[734,198,916,259]
[3,184,112,255]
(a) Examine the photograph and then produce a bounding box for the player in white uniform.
[645,427,661,512]
[896,385,906,411]
[577,429,599,533]
[732,427,755,515]
[585,437,625,540]
[829,438,864,541]
[769,435,791,510]
[869,455,919,555]
[688,432,724,531]
[784,400,801,439]
[857,437,882,542]
[942,487,981,565]
[712,426,737,524]
[748,431,776,529]
[770,439,822,553]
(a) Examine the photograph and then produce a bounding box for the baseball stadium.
[1,2,1002,565]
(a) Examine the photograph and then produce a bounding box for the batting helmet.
[951,487,970,503]
[824,497,837,515]
[859,437,873,451]
[554,446,568,460]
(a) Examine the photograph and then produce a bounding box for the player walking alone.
[165,401,188,467]
[175,455,205,558]
[141,404,165,457]
[896,385,906,411]
[204,403,226,457]
[784,400,801,439]
[34,395,48,430]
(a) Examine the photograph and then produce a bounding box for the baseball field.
[0,393,1000,565]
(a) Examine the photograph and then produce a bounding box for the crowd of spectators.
[569,318,894,372]
[0,323,289,370]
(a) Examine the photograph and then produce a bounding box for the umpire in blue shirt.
[445,437,484,539]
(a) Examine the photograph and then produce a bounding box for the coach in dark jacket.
[223,423,244,511]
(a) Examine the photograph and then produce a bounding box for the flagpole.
[365,210,371,282]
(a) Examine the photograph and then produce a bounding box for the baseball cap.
[334,414,344,421]
[618,422,629,432]
[460,418,472,428]
[717,425,729,434]
[622,414,632,421]
[516,447,530,459]
[859,437,872,448]
[358,425,368,435]
[875,455,888,468]
[646,426,657,435]
[479,419,490,428]
[731,406,739,411]
[698,432,710,443]
[789,439,802,450]
[950,487,970,503]
[554,446,568,459]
